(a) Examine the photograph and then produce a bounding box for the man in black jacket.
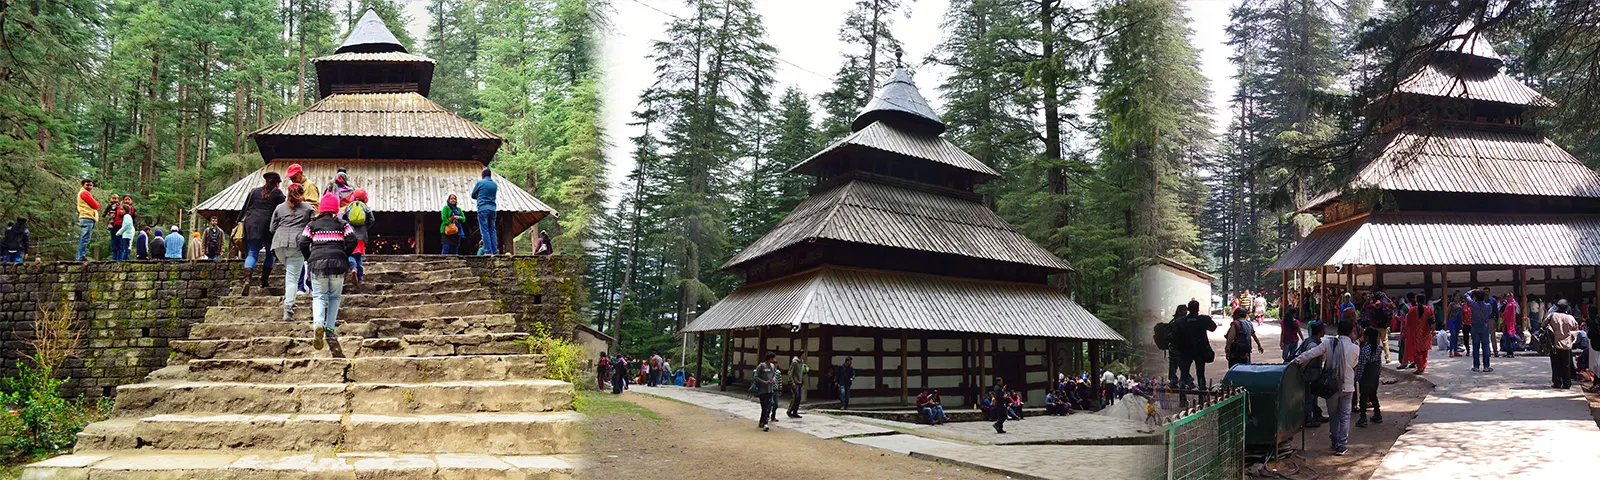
[836,357,856,410]
[1178,300,1218,389]
[2,218,28,263]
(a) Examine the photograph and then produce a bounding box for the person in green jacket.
[441,194,466,255]
[785,350,808,419]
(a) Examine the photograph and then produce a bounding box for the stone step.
[190,314,521,340]
[229,274,485,298]
[170,333,529,362]
[215,288,492,309]
[23,450,582,480]
[113,379,573,416]
[204,299,504,323]
[225,268,481,296]
[181,355,549,384]
[75,412,584,455]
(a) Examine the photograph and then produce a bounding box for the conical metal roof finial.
[1438,20,1502,66]
[851,67,945,135]
[336,9,406,54]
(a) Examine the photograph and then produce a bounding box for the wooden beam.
[414,213,425,254]
[1088,340,1103,405]
[720,330,732,391]
[1441,266,1451,324]
[900,330,909,404]
[695,331,705,387]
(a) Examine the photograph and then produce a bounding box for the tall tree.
[817,0,912,140]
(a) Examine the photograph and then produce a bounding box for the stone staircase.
[22,256,583,479]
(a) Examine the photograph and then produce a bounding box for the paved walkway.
[1372,352,1600,479]
[627,386,1164,480]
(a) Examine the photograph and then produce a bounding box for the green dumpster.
[1221,363,1305,450]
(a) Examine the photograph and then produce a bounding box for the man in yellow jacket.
[76,178,101,261]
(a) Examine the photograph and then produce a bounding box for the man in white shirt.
[1291,320,1361,456]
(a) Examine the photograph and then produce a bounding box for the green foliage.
[0,359,111,459]
[523,323,586,385]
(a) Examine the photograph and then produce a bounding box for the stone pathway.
[629,386,1165,480]
[23,256,583,479]
[1372,352,1600,479]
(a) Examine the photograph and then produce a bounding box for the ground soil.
[579,393,1002,480]
[1182,318,1436,480]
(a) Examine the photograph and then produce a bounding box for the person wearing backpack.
[1177,300,1217,389]
[1224,308,1264,367]
[1369,292,1394,365]
[1291,320,1360,456]
[1281,293,1303,362]
[341,189,372,286]
[1158,304,1184,384]
[1296,321,1329,427]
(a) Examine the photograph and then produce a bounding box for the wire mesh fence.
[1161,386,1247,480]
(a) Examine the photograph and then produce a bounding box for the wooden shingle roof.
[682,266,1124,341]
[252,93,501,141]
[723,180,1072,272]
[788,121,1000,179]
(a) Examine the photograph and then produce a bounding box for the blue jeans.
[276,248,305,320]
[919,405,946,424]
[1449,323,1461,352]
[1329,391,1354,450]
[348,254,364,280]
[441,242,459,255]
[310,274,345,331]
[838,383,851,407]
[1472,325,1492,369]
[2,251,21,262]
[478,209,498,254]
[76,218,95,261]
[243,239,274,270]
[1304,383,1324,422]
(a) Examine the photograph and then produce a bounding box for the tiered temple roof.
[194,10,552,246]
[685,68,1119,342]
[1272,22,1600,271]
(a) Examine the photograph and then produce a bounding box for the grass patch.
[574,391,662,422]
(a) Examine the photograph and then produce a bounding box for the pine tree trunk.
[37,80,54,153]
[234,61,246,155]
[1040,0,1068,255]
[142,53,162,191]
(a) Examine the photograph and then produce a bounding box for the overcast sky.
[399,0,1242,200]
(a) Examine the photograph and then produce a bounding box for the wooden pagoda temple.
[681,69,1124,407]
[195,10,553,254]
[1269,22,1600,324]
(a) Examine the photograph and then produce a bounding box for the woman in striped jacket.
[298,193,357,350]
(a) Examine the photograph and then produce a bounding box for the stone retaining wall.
[1,255,581,399]
[0,260,240,399]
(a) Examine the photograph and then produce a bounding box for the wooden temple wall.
[721,324,1064,407]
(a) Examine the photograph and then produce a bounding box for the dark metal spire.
[335,9,406,54]
[851,68,945,136]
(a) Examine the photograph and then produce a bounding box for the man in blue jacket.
[470,168,499,255]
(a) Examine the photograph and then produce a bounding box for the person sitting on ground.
[915,388,947,425]
[1007,390,1024,420]
[1045,389,1070,416]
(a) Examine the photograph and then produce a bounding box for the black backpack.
[1153,322,1174,351]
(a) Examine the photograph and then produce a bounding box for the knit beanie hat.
[318,192,339,213]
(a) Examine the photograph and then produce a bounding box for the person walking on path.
[240,173,285,295]
[836,357,856,409]
[597,353,611,391]
[990,377,1010,433]
[471,168,499,255]
[1467,290,1498,372]
[299,193,357,351]
[1225,308,1265,367]
[611,353,628,395]
[163,226,186,260]
[1500,294,1520,357]
[1546,301,1581,389]
[270,184,316,322]
[1448,292,1465,357]
[341,189,371,286]
[1586,314,1600,393]
[325,169,355,205]
[1179,300,1217,389]
[204,217,224,260]
[1237,291,1255,325]
[1400,293,1435,374]
[75,179,100,261]
[1163,305,1186,383]
[1282,294,1303,362]
[2,218,28,263]
[785,351,808,419]
[754,352,780,431]
[1291,320,1359,456]
[1356,327,1385,427]
[441,194,466,255]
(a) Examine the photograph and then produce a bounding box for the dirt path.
[579,392,1002,480]
[1176,318,1436,479]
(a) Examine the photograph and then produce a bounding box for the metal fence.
[1162,387,1247,480]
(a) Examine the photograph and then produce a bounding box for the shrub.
[522,323,586,385]
[1,302,109,460]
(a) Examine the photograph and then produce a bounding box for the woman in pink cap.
[298,192,356,349]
